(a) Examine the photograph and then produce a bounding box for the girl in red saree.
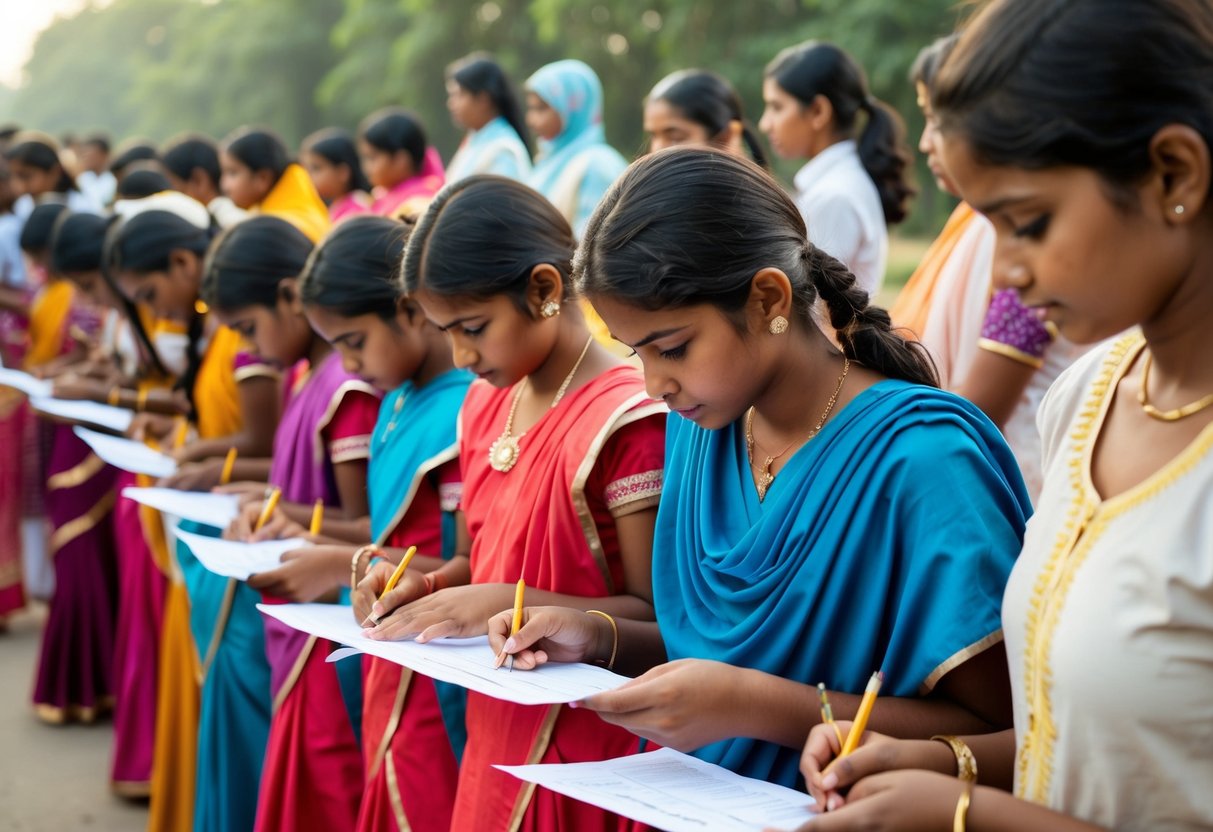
[356,176,665,832]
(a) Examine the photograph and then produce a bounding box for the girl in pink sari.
[359,108,446,218]
[208,216,381,832]
[301,128,372,224]
[356,176,665,832]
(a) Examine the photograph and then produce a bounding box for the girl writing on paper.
[355,176,666,832]
[490,147,1030,790]
[795,1,1213,829]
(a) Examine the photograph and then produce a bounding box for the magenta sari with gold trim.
[451,367,664,832]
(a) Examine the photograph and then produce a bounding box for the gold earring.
[768,315,789,335]
[541,300,561,318]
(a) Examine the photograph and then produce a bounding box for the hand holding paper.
[174,528,308,581]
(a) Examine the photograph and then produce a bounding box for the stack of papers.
[174,529,307,580]
[74,427,177,478]
[121,486,241,528]
[498,748,815,832]
[258,602,631,706]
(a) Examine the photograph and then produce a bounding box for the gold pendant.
[755,470,774,501]
[488,432,522,473]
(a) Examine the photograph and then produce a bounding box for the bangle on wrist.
[136,388,149,412]
[107,387,121,407]
[953,781,973,832]
[350,544,381,593]
[931,734,978,783]
[584,610,618,670]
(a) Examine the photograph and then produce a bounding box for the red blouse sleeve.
[323,389,380,464]
[585,412,666,518]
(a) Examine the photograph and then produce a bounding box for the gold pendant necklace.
[1137,350,1213,422]
[488,337,595,473]
[746,357,849,501]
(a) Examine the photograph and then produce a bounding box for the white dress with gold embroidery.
[1002,333,1213,830]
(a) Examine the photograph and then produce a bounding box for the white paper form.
[0,368,54,398]
[120,486,241,529]
[174,529,308,580]
[30,397,134,433]
[497,747,816,832]
[74,426,178,478]
[258,602,631,706]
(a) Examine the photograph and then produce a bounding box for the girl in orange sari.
[356,176,665,832]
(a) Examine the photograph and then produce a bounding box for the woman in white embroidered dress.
[787,1,1213,831]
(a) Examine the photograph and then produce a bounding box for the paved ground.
[0,604,147,832]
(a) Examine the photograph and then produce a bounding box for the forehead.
[411,289,509,324]
[939,133,1048,208]
[590,295,721,344]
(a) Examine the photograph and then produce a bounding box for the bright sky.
[0,0,95,88]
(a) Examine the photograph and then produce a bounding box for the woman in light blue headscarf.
[525,59,627,239]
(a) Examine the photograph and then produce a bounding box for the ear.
[1147,124,1210,223]
[277,277,303,313]
[807,94,835,132]
[524,263,566,316]
[395,294,421,327]
[745,268,795,333]
[167,248,198,281]
[254,168,276,197]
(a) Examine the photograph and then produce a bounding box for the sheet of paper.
[258,602,631,706]
[120,486,241,529]
[0,368,54,398]
[74,426,178,478]
[497,747,815,832]
[174,529,308,581]
[30,397,134,433]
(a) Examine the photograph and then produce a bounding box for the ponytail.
[805,244,936,386]
[857,98,913,225]
[766,41,914,224]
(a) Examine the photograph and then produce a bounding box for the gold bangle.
[136,388,149,412]
[585,610,618,670]
[932,734,978,783]
[350,544,380,593]
[107,387,121,407]
[953,781,973,832]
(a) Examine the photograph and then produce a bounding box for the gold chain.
[746,357,849,501]
[1137,350,1213,422]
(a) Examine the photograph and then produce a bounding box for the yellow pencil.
[219,447,237,485]
[309,499,324,537]
[253,487,281,533]
[818,682,846,748]
[363,545,417,627]
[835,671,883,761]
[503,579,526,671]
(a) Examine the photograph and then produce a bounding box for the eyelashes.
[1012,214,1051,239]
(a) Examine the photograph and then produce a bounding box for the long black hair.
[401,176,573,315]
[221,127,291,183]
[161,134,221,190]
[49,212,112,274]
[447,52,532,159]
[108,141,159,177]
[4,135,75,193]
[766,41,914,224]
[358,108,429,173]
[303,127,371,194]
[934,0,1213,204]
[575,148,937,386]
[299,215,412,319]
[646,69,768,168]
[116,167,172,200]
[107,210,216,408]
[201,214,314,312]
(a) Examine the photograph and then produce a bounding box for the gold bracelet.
[931,734,978,783]
[107,387,121,407]
[136,388,149,412]
[585,610,618,670]
[350,544,380,593]
[953,781,973,832]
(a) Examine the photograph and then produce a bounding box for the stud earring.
[1174,205,1186,215]
[540,300,561,318]
[768,315,789,335]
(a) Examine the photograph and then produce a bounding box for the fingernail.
[828,795,841,812]
[503,637,516,652]
[568,700,580,709]
[821,772,838,791]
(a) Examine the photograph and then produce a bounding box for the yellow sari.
[258,163,331,243]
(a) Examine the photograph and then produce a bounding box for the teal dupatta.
[654,380,1031,786]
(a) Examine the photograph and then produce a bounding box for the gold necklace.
[1137,350,1213,422]
[488,337,595,473]
[746,357,849,501]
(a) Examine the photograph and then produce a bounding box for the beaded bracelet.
[585,610,618,670]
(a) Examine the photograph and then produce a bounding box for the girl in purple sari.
[207,216,380,832]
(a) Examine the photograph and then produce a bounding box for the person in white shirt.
[760,41,913,298]
[74,133,116,208]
